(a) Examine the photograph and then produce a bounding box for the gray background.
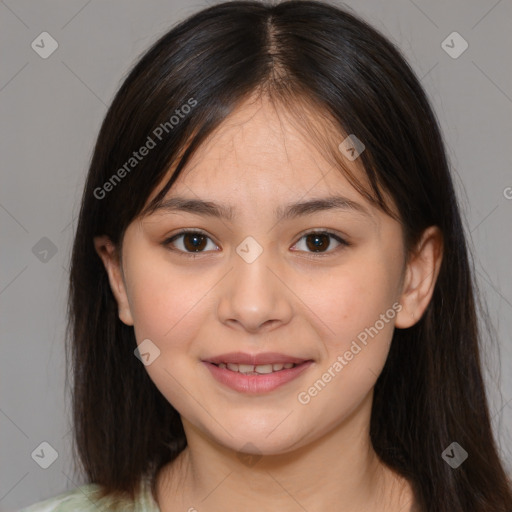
[1,0,511,510]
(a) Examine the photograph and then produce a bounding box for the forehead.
[148,94,374,212]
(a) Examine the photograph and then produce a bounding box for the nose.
[216,246,293,334]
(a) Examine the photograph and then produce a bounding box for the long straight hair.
[67,1,512,510]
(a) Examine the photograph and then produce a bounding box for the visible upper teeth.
[217,362,297,374]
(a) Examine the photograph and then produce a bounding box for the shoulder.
[19,478,160,512]
[19,483,105,511]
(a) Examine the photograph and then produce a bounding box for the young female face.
[95,94,441,457]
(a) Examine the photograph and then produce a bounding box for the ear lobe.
[93,235,134,326]
[395,226,443,329]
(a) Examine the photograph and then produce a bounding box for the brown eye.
[292,231,348,255]
[305,233,331,252]
[182,233,208,252]
[164,229,348,257]
[164,230,218,254]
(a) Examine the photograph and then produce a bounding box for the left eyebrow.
[147,195,371,222]
[275,196,371,221]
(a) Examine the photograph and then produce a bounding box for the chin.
[203,421,309,457]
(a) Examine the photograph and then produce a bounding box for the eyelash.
[162,228,350,259]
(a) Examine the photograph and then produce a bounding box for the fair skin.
[94,94,442,512]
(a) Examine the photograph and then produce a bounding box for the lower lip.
[202,361,314,394]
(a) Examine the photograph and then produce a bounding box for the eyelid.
[163,228,220,256]
[291,229,350,257]
[162,228,350,257]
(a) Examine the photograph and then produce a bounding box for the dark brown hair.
[67,1,512,510]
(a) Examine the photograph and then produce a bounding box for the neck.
[156,391,414,512]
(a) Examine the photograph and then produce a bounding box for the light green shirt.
[19,476,161,512]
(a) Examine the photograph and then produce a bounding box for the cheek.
[303,254,400,349]
[125,252,209,351]
[124,254,213,413]
[297,255,402,416]
[294,257,401,424]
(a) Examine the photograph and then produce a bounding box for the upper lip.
[204,352,311,366]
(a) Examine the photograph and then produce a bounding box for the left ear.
[395,226,443,328]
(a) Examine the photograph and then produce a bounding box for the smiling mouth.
[211,362,299,375]
[204,358,314,393]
